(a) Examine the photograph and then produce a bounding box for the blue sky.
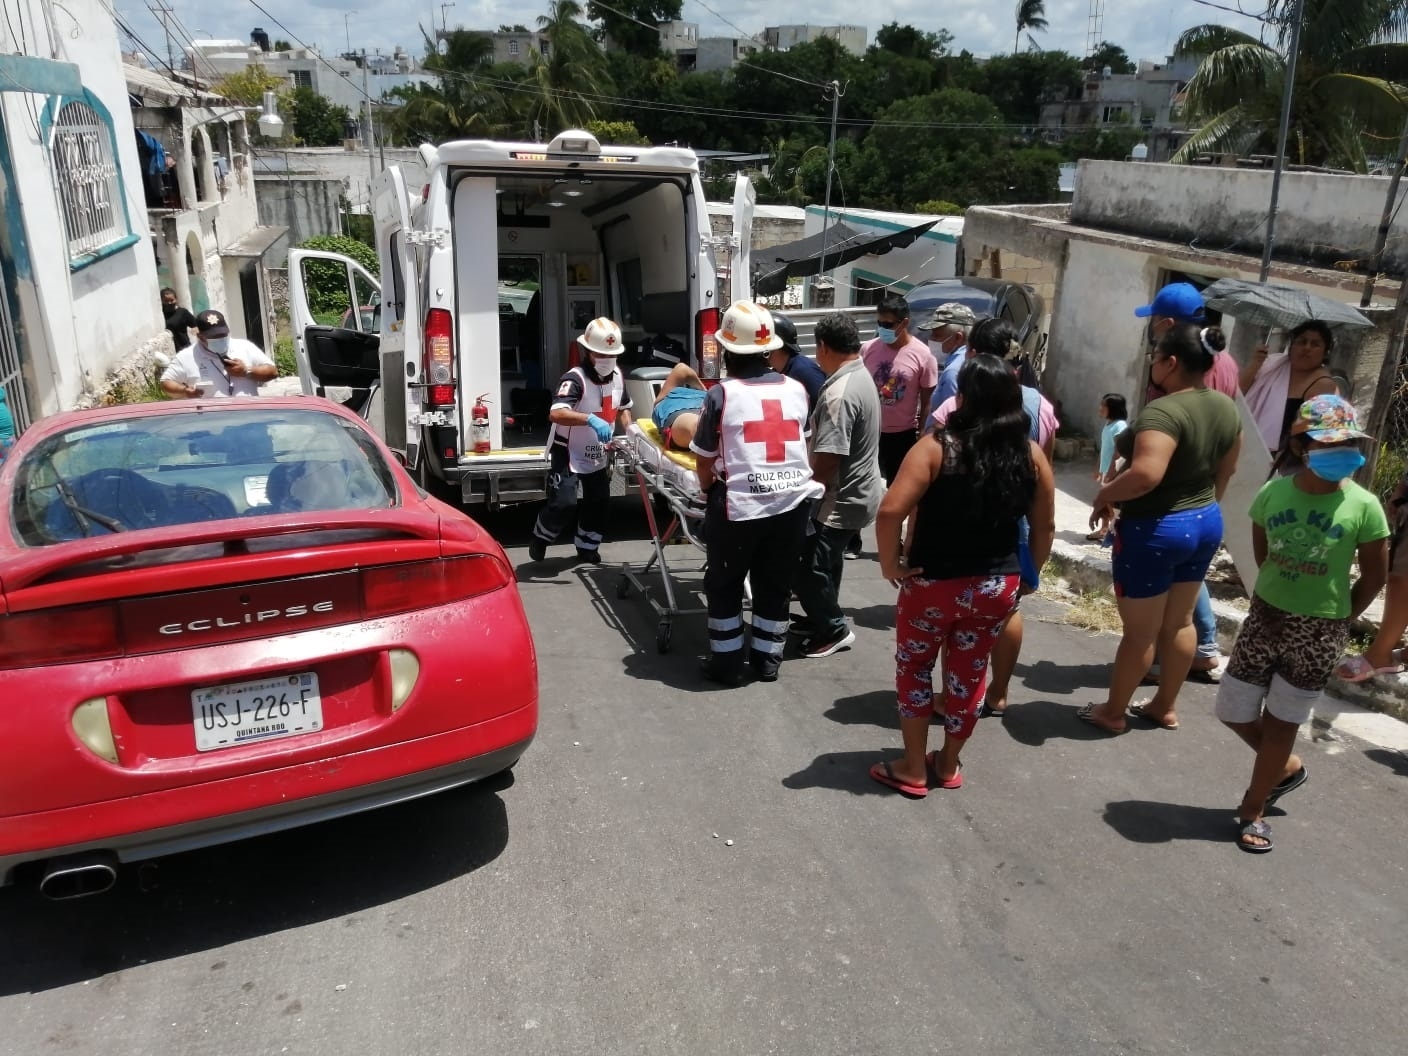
[115,1,1269,71]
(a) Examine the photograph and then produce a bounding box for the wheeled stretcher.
[613,420,741,653]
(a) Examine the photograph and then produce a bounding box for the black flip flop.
[1266,766,1308,809]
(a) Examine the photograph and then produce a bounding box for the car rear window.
[10,408,398,547]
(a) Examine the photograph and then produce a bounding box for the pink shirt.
[862,334,939,434]
[931,392,1060,449]
[1205,351,1239,398]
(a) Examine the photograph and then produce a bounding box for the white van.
[288,130,740,507]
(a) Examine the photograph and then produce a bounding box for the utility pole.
[344,11,357,54]
[152,1,175,72]
[1361,110,1408,307]
[816,79,844,302]
[1259,0,1306,283]
[440,2,456,34]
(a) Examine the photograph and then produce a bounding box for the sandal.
[1334,654,1403,683]
[924,752,963,789]
[868,760,928,799]
[1236,818,1273,853]
[1265,766,1308,809]
[1128,703,1179,730]
[1076,703,1126,735]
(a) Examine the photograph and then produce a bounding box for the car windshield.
[10,407,398,547]
[906,285,999,330]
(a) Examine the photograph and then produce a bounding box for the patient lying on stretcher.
[651,363,709,451]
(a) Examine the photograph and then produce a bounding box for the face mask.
[590,355,616,378]
[204,336,230,356]
[876,326,898,344]
[1306,448,1366,482]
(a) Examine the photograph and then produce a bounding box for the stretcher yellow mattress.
[630,421,703,500]
[635,420,698,471]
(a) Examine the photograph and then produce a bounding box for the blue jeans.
[1193,582,1219,660]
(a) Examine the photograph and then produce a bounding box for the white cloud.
[117,1,1261,78]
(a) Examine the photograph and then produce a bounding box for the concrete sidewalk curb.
[1042,535,1408,724]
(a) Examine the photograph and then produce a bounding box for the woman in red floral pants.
[870,354,1056,797]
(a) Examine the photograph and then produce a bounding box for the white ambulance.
[288,130,745,508]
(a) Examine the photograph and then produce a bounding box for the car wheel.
[656,619,672,653]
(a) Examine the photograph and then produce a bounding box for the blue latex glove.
[586,414,614,443]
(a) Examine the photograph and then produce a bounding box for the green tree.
[384,29,510,144]
[520,0,612,134]
[211,64,284,105]
[272,38,292,51]
[1015,0,1049,55]
[587,0,681,56]
[957,51,1082,125]
[855,89,1005,208]
[1087,40,1136,74]
[1173,0,1408,170]
[281,87,354,146]
[873,22,953,61]
[586,119,648,144]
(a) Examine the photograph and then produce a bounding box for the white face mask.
[591,355,616,377]
[204,336,231,356]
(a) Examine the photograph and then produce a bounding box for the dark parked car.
[904,277,1048,381]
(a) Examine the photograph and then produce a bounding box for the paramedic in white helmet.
[690,301,823,686]
[529,317,633,564]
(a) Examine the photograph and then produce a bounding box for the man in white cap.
[160,309,276,398]
[529,317,633,564]
[690,301,823,685]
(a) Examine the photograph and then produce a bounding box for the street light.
[257,90,284,139]
[440,2,455,33]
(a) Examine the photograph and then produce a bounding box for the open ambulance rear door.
[371,165,426,469]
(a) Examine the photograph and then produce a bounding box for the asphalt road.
[3,497,1407,1056]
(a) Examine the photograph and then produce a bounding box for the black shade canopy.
[753,219,939,296]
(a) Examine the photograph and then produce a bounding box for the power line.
[1187,0,1278,22]
[242,0,377,106]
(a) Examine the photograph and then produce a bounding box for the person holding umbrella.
[1241,320,1340,471]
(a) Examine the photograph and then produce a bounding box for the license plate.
[191,673,322,752]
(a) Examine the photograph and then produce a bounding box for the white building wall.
[1,0,165,418]
[1072,160,1408,274]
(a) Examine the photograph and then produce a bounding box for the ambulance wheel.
[656,620,673,653]
[616,576,631,599]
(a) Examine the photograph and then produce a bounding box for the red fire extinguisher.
[471,393,491,455]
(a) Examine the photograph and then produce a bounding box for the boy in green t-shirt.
[1217,396,1389,854]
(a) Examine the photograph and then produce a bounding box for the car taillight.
[0,603,121,669]
[361,555,511,618]
[423,308,455,408]
[696,307,720,380]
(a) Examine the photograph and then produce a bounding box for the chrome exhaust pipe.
[38,850,119,900]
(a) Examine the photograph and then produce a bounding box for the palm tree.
[1173,0,1408,171]
[518,0,613,135]
[1015,0,1049,55]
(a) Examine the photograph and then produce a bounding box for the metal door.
[0,256,32,434]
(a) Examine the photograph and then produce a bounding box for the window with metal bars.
[51,99,127,261]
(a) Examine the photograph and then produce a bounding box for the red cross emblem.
[742,399,800,462]
[754,323,771,345]
[605,333,616,346]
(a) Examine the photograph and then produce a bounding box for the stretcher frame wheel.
[656,619,673,653]
[615,576,631,599]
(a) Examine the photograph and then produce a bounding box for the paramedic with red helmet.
[529,317,633,564]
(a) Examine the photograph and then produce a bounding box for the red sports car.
[0,397,536,898]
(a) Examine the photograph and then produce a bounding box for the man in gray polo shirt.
[793,312,884,659]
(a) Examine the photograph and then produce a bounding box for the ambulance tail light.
[423,308,455,407]
[696,307,720,380]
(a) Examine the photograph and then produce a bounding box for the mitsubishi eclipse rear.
[0,397,537,897]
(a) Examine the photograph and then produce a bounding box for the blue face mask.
[1306,448,1366,482]
[876,326,898,344]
